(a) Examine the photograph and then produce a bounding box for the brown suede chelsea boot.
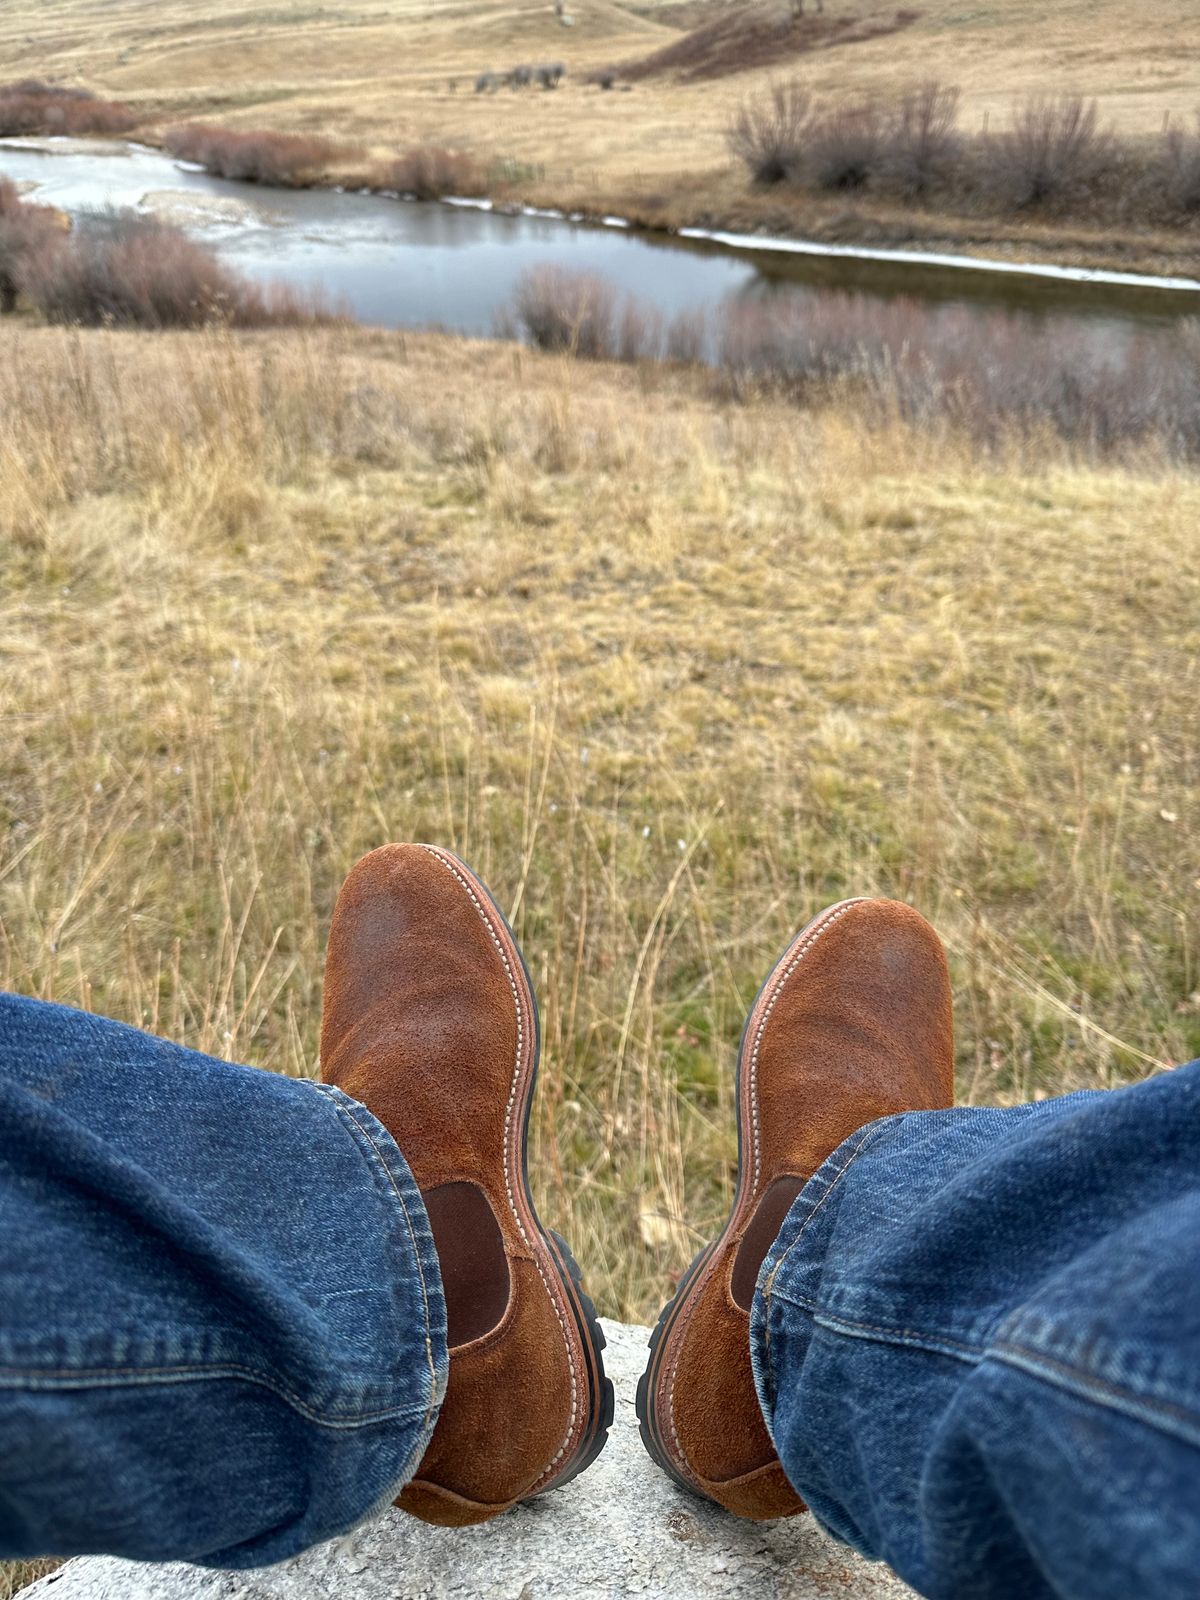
[637,897,954,1520]
[321,843,614,1526]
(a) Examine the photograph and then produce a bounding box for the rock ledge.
[27,1320,912,1599]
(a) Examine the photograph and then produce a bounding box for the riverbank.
[108,122,1200,285]
[157,137,1200,284]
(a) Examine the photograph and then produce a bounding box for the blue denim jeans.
[752,1061,1200,1600]
[0,994,447,1568]
[4,992,1199,1594]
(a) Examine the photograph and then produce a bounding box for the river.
[3,136,1198,356]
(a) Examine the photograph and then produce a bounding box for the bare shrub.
[387,147,482,200]
[665,309,708,364]
[615,297,663,361]
[985,95,1115,209]
[164,124,335,186]
[503,265,1200,459]
[715,289,1200,458]
[727,80,811,184]
[18,212,321,328]
[1159,114,1200,215]
[0,80,137,137]
[881,81,961,199]
[511,267,616,357]
[0,179,63,313]
[807,101,887,190]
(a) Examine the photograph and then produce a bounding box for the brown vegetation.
[988,95,1116,210]
[0,178,62,315]
[608,5,920,85]
[728,81,1200,231]
[0,79,136,138]
[3,198,325,329]
[507,265,1200,461]
[726,81,811,185]
[163,124,338,186]
[511,265,618,356]
[384,146,483,200]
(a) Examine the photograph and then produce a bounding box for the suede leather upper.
[320,844,591,1525]
[650,898,955,1520]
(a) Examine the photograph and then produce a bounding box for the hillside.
[3,322,1198,1326]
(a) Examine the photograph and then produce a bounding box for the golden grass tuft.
[0,1564,57,1598]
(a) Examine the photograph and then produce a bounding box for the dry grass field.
[3,322,1199,1328]
[4,1,1200,269]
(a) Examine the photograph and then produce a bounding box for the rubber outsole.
[434,849,614,1498]
[634,1242,714,1499]
[541,1229,616,1492]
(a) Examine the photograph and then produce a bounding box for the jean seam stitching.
[0,1365,439,1427]
[313,1084,444,1439]
[757,1119,894,1395]
[991,1342,1200,1443]
[805,1305,985,1359]
[761,1120,893,1305]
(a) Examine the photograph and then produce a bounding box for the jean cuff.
[749,1116,899,1445]
[298,1084,449,1538]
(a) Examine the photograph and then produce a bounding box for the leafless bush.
[881,81,961,199]
[716,290,1200,457]
[615,297,663,361]
[665,309,709,364]
[505,264,1200,459]
[0,79,136,137]
[727,80,810,184]
[1159,114,1200,215]
[511,266,617,356]
[163,124,336,186]
[807,101,887,191]
[985,95,1116,209]
[0,180,64,312]
[17,212,322,328]
[386,147,482,200]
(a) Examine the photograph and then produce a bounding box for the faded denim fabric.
[751,1062,1200,1600]
[0,994,448,1569]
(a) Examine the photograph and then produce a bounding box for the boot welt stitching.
[664,900,860,1482]
[746,901,860,1190]
[420,847,579,1487]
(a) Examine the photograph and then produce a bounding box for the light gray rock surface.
[27,1320,913,1600]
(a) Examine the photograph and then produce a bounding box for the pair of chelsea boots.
[320,844,954,1526]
